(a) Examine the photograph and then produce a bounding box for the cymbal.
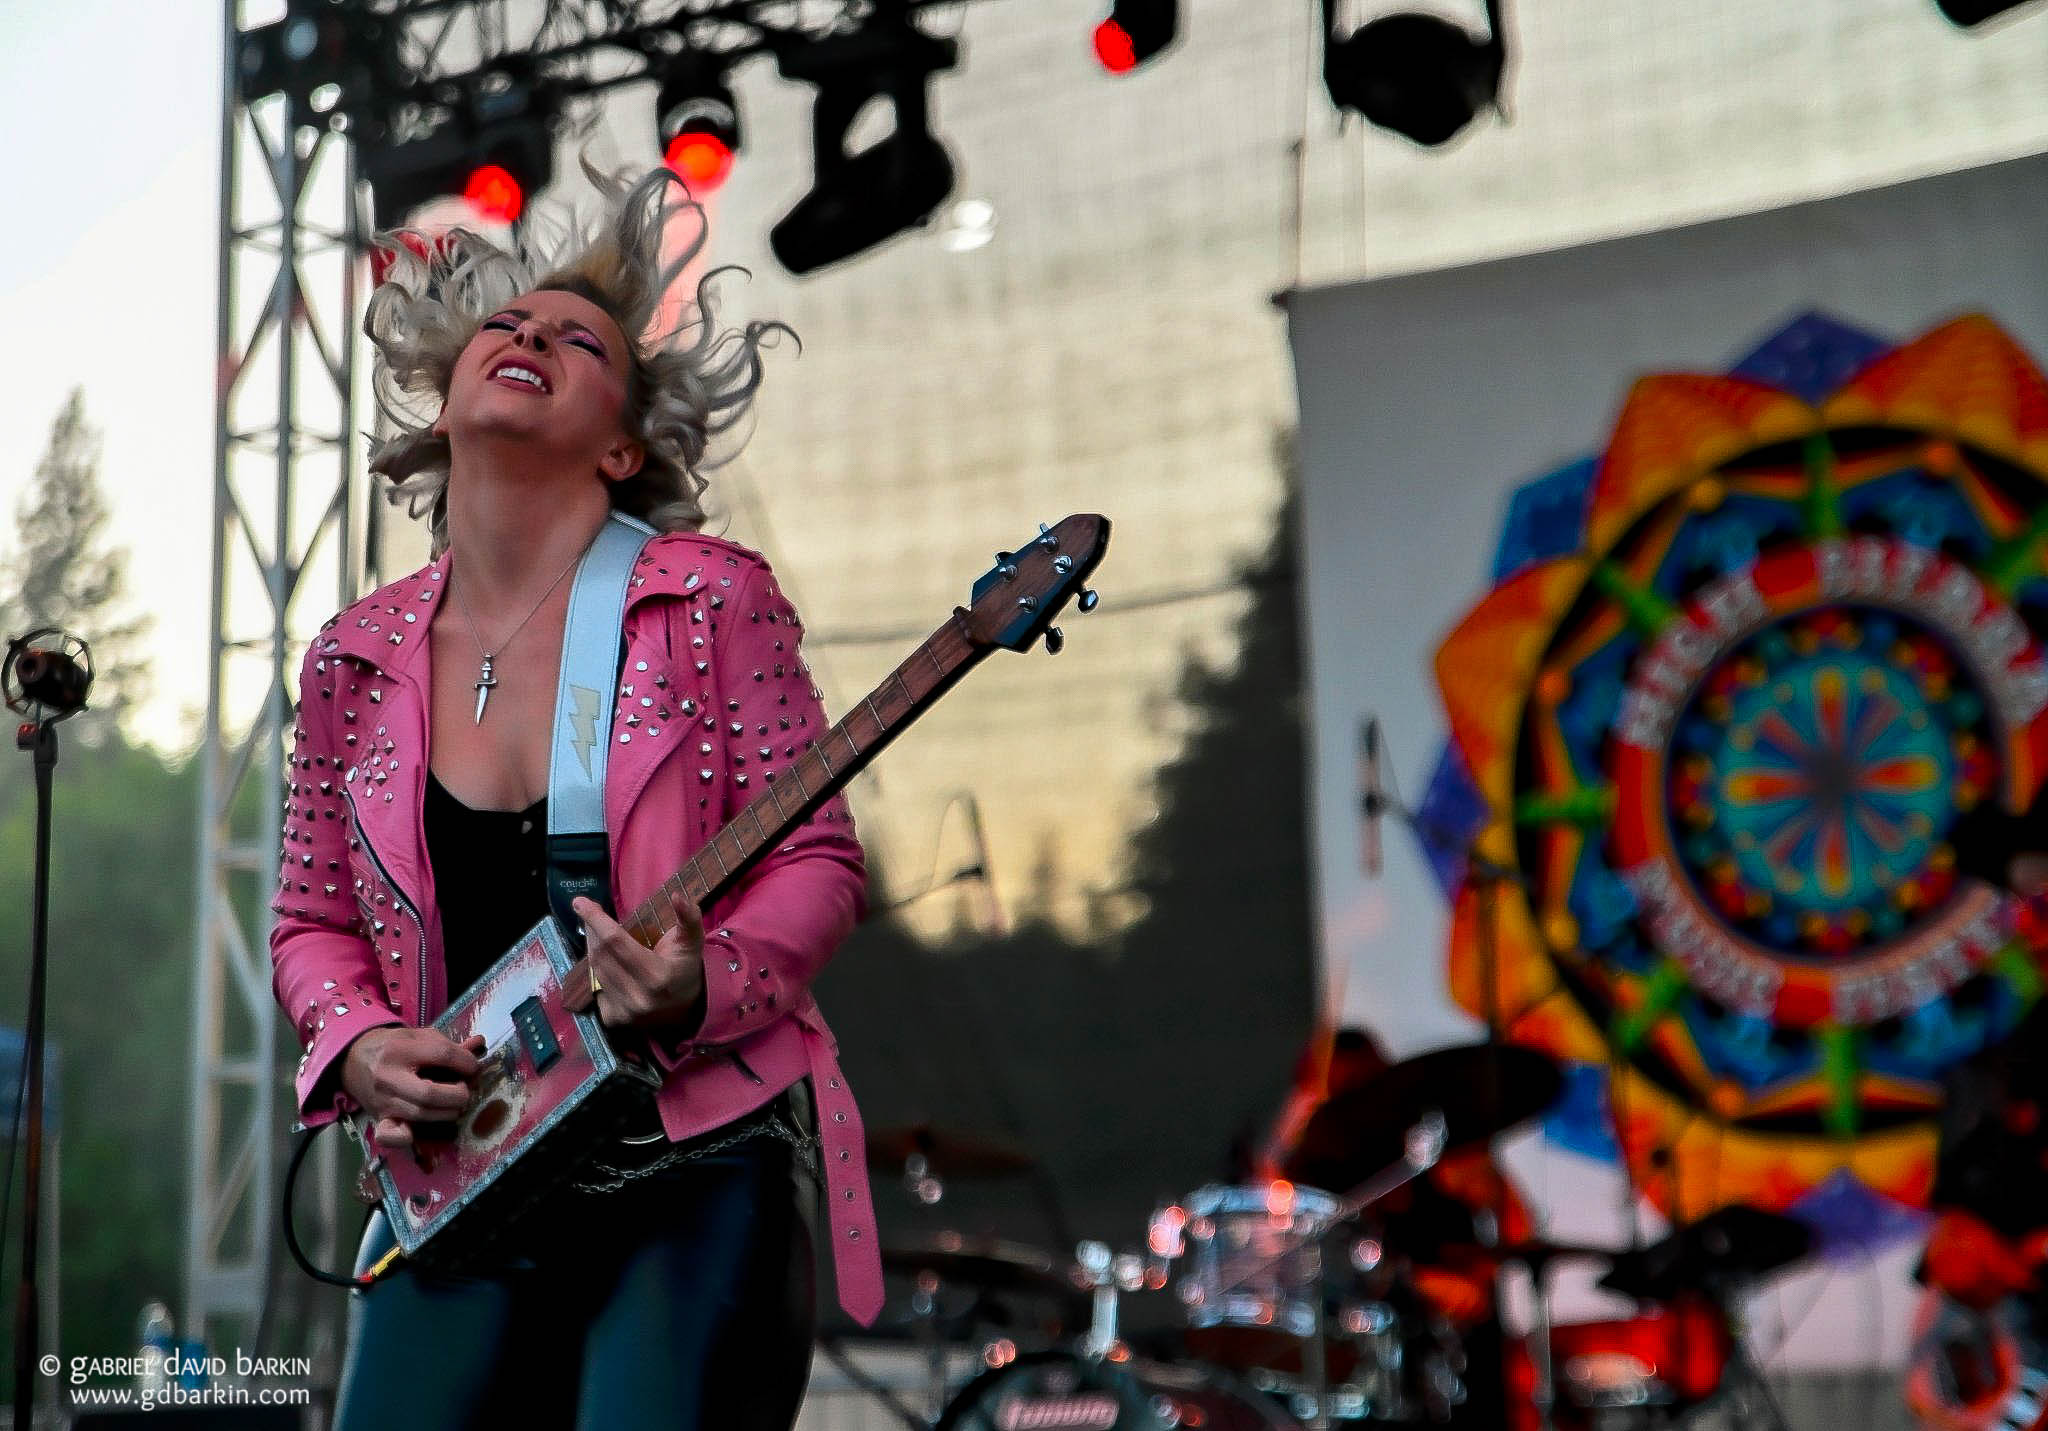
[880,1231,1075,1298]
[1597,1205,1812,1301]
[1284,1043,1565,1191]
[867,1123,1036,1177]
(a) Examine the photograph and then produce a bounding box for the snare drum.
[1176,1183,1342,1342]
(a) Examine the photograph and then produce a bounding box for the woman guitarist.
[269,164,877,1428]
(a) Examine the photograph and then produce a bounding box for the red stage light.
[1093,18,1139,73]
[665,131,735,192]
[463,164,525,224]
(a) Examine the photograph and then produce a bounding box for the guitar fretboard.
[621,611,983,946]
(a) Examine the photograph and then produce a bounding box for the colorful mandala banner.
[1425,313,2048,1247]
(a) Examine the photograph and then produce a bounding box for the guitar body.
[353,915,660,1264]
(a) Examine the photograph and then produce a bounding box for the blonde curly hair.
[362,160,792,555]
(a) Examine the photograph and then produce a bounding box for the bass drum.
[936,1349,1300,1431]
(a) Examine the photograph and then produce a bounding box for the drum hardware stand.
[1361,714,1567,1431]
[1502,1241,1573,1431]
[1304,1295,1331,1431]
[813,1336,929,1431]
[1368,728,1556,1431]
[898,1257,1006,1424]
[1718,1330,1793,1431]
[912,1267,949,1422]
[1075,1240,1146,1361]
[1313,1114,1448,1431]
[1690,1280,1791,1431]
[885,1150,956,1419]
[1432,847,1571,1431]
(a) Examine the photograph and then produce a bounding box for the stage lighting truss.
[237,0,984,247]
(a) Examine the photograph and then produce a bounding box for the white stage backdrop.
[1286,152,2048,1368]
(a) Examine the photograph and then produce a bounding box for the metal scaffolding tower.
[188,0,367,1358]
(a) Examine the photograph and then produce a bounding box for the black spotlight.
[769,15,960,275]
[1322,0,1506,148]
[1094,0,1179,74]
[1934,0,2043,24]
[656,57,743,193]
[360,74,557,226]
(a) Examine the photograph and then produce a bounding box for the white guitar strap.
[545,510,656,937]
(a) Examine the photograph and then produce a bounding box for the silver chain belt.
[568,1109,819,1194]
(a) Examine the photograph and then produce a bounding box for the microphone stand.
[6,631,91,1429]
[12,722,57,1427]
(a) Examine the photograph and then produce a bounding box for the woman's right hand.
[340,1027,485,1152]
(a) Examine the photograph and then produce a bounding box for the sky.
[0,2,222,744]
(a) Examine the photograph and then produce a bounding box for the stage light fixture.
[768,16,960,275]
[1321,0,1506,148]
[236,3,385,112]
[360,76,557,226]
[1093,0,1178,74]
[657,61,743,193]
[1934,0,2043,24]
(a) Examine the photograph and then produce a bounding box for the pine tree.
[3,390,149,739]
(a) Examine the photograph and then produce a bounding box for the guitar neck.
[619,610,988,947]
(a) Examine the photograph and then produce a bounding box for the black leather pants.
[333,1131,815,1431]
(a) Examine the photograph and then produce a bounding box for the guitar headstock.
[965,515,1112,654]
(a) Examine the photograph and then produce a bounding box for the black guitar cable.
[282,1122,404,1289]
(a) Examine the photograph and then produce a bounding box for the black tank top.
[423,772,548,1002]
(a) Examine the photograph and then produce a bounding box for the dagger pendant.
[474,654,497,724]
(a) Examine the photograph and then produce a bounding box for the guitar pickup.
[512,996,560,1075]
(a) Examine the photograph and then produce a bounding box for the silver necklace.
[448,547,584,723]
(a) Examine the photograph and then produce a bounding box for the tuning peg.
[1045,627,1065,655]
[1037,523,1059,550]
[1053,554,1073,574]
[1077,589,1100,613]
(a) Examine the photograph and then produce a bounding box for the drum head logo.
[993,1392,1119,1430]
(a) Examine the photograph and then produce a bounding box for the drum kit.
[847,1045,1816,1431]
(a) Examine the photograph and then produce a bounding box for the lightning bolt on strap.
[567,685,602,780]
[546,513,657,937]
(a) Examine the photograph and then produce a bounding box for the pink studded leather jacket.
[268,529,884,1323]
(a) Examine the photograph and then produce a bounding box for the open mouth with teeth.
[488,361,552,394]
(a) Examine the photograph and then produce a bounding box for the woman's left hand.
[561,888,706,1030]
